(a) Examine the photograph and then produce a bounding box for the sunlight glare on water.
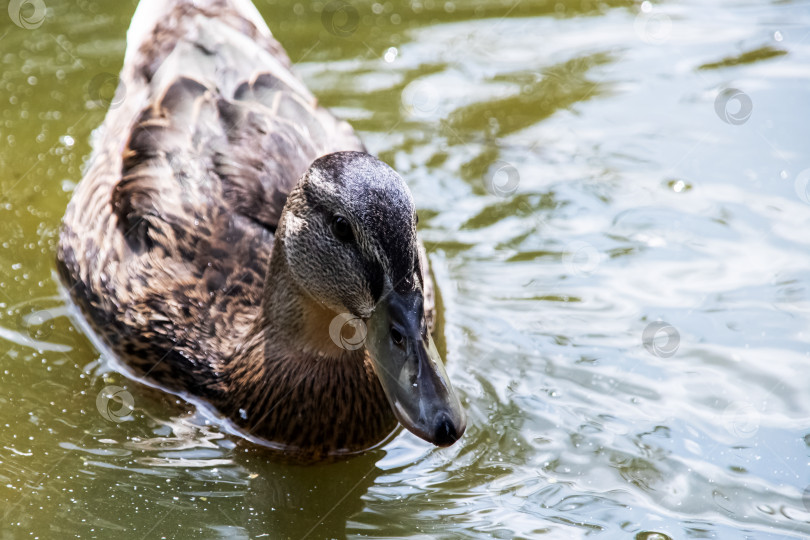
[1,0,810,537]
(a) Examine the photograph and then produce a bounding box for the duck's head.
[279,151,466,447]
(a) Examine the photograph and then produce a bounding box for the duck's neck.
[221,241,396,458]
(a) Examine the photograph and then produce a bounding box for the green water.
[2,0,810,537]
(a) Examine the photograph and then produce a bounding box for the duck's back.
[57,0,363,393]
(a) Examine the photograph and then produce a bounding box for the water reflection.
[240,450,384,538]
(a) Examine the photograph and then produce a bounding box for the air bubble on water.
[384,47,398,63]
[641,1,652,13]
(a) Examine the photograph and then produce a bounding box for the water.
[2,0,810,537]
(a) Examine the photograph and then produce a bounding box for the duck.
[57,0,466,460]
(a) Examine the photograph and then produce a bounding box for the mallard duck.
[57,0,465,460]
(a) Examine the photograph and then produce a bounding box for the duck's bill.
[365,290,466,447]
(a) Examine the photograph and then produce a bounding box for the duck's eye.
[390,326,404,347]
[330,216,354,243]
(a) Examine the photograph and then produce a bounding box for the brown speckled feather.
[57,0,435,459]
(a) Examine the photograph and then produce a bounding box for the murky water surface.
[2,0,810,537]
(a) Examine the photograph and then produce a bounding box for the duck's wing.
[118,0,363,241]
[58,0,362,390]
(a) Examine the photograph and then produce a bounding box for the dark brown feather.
[57,0,434,460]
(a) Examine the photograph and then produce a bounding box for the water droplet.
[667,178,691,192]
[774,31,783,42]
[384,47,398,63]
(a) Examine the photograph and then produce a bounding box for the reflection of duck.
[241,447,384,537]
[56,0,465,460]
